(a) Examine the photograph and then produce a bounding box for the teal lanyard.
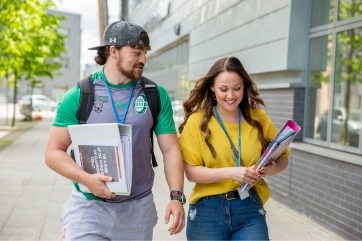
[213,106,242,167]
[101,67,135,124]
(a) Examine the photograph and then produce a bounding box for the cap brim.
[88,45,105,50]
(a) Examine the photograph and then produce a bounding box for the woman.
[178,56,289,240]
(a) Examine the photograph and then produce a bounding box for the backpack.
[74,74,161,167]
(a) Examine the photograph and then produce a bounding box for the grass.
[0,117,39,152]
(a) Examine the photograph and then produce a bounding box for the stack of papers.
[68,123,132,196]
[239,119,301,192]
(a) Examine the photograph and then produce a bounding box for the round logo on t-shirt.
[134,94,148,114]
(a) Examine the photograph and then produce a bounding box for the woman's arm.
[184,163,259,185]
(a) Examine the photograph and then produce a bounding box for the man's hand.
[84,173,116,199]
[164,200,185,235]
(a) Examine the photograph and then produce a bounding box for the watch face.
[181,194,186,204]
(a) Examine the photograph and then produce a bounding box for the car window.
[333,109,343,119]
[35,97,47,102]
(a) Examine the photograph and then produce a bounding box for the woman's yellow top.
[179,108,289,204]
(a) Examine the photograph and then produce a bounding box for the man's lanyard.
[213,106,242,167]
[101,67,135,124]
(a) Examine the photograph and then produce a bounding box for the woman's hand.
[230,166,259,185]
[258,160,277,178]
[258,157,289,177]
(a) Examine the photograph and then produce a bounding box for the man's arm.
[44,126,115,199]
[157,133,185,235]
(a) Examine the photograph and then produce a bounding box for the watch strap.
[170,193,186,204]
[170,190,183,196]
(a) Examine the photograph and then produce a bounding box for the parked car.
[316,107,361,147]
[171,100,183,117]
[18,94,57,116]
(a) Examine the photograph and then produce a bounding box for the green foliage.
[0,0,66,83]
[338,0,362,20]
[0,0,66,127]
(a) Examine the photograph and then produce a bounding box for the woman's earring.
[213,93,217,101]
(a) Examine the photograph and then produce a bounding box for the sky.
[54,0,120,66]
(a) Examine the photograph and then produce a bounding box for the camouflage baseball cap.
[88,21,149,50]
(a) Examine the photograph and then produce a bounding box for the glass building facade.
[306,0,362,153]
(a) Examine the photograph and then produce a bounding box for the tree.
[0,0,66,126]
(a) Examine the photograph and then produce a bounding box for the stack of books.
[68,123,133,196]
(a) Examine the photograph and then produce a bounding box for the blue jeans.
[186,189,269,240]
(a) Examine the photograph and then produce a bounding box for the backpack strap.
[71,75,93,162]
[76,75,94,124]
[141,76,161,167]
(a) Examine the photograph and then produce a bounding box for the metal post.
[98,0,109,43]
[5,72,9,126]
[121,0,129,21]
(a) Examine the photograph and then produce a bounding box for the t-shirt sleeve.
[179,114,204,166]
[154,86,177,135]
[53,86,81,127]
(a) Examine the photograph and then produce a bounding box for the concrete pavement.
[0,116,345,240]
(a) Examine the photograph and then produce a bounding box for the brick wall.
[269,150,362,240]
[260,88,362,240]
[260,89,295,129]
[259,88,303,141]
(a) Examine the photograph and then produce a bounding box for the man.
[45,21,185,240]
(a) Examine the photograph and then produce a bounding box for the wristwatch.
[170,190,186,204]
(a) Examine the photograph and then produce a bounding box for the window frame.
[304,0,362,155]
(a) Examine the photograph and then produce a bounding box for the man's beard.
[116,58,143,80]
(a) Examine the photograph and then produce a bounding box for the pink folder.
[239,120,301,192]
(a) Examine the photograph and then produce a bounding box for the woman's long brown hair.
[179,56,271,158]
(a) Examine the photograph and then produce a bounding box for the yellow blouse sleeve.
[178,114,204,166]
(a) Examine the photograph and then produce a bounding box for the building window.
[338,0,362,20]
[58,28,70,42]
[333,27,362,147]
[63,57,69,69]
[305,35,332,142]
[306,0,362,153]
[311,0,334,27]
[144,40,190,101]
